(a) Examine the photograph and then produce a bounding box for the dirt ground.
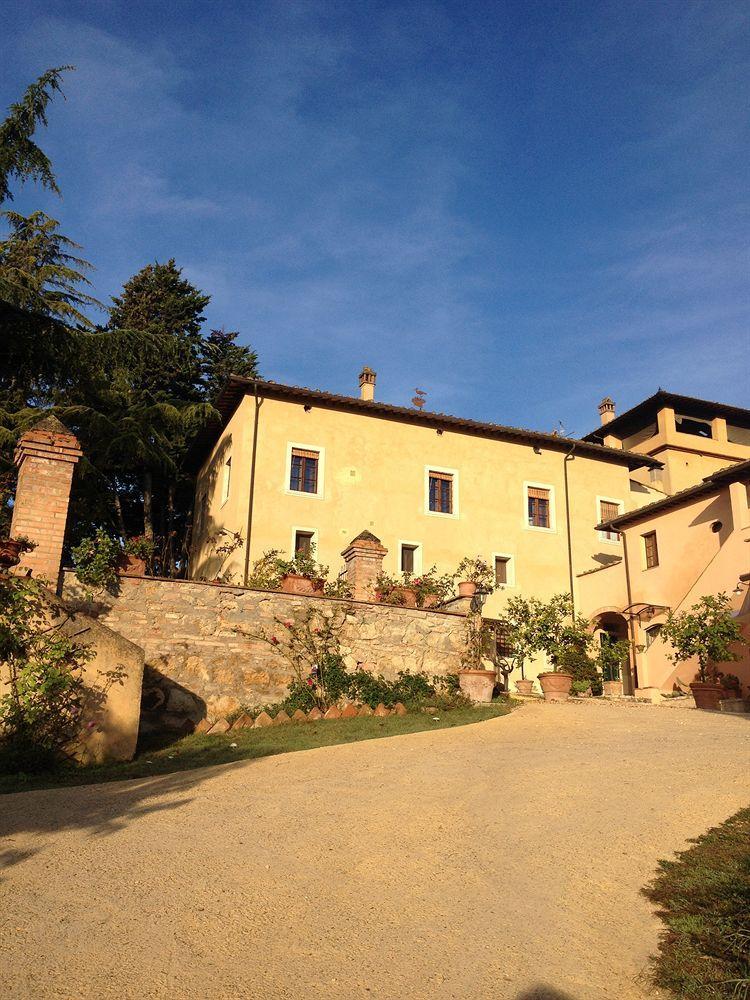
[2,700,748,1000]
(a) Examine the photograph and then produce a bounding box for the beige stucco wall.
[1,592,144,765]
[191,393,652,623]
[586,481,750,692]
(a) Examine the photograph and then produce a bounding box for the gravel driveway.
[2,701,748,1000]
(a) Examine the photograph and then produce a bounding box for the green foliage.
[642,805,750,999]
[596,637,630,682]
[660,593,745,683]
[323,576,354,600]
[277,541,328,581]
[0,65,72,205]
[455,555,496,590]
[71,528,122,592]
[245,549,285,590]
[374,570,407,605]
[557,648,602,696]
[0,576,92,773]
[499,592,591,676]
[0,210,102,327]
[407,566,455,607]
[202,328,259,402]
[123,534,155,562]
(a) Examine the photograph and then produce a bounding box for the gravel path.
[2,701,748,1000]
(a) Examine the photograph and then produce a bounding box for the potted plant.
[596,638,630,697]
[498,595,546,696]
[661,594,746,711]
[719,672,742,697]
[71,528,123,593]
[455,556,495,599]
[278,544,328,596]
[534,594,591,703]
[410,567,454,609]
[458,611,496,702]
[375,570,417,608]
[120,535,154,576]
[0,535,36,570]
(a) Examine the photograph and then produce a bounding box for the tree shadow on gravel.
[0,759,246,873]
[515,987,577,1000]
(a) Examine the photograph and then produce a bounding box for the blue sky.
[3,0,748,436]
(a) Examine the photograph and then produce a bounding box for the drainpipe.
[620,531,638,695]
[563,444,576,614]
[242,381,262,586]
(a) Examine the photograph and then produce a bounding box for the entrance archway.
[592,610,634,695]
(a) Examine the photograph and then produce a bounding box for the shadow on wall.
[515,987,578,1000]
[191,434,242,583]
[140,660,207,735]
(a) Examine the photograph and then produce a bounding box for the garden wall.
[61,571,467,727]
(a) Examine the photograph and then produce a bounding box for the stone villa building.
[190,371,750,694]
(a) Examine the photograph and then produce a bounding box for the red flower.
[270,636,279,645]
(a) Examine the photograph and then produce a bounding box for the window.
[597,498,623,542]
[645,623,663,649]
[675,414,712,439]
[290,448,319,493]
[221,455,232,505]
[429,471,453,514]
[527,486,550,528]
[401,544,418,574]
[643,531,659,569]
[294,530,315,558]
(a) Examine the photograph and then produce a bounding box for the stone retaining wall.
[61,571,466,726]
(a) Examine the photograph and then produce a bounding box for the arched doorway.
[593,610,634,695]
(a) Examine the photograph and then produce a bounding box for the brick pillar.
[10,416,82,590]
[341,531,388,602]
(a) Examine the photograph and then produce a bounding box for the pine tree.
[202,327,259,401]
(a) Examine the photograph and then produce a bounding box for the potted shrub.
[71,528,122,593]
[661,594,746,711]
[120,535,154,576]
[719,672,742,697]
[534,594,591,703]
[458,611,496,703]
[375,571,417,608]
[497,595,542,696]
[0,535,36,570]
[278,544,328,596]
[455,556,495,599]
[596,638,630,698]
[410,567,454,609]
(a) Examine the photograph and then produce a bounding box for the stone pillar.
[341,530,387,602]
[10,416,82,590]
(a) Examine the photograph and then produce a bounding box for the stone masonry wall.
[61,571,466,726]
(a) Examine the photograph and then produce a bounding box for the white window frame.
[492,552,516,588]
[220,454,232,507]
[596,496,624,544]
[284,442,326,500]
[523,480,556,533]
[424,465,460,519]
[397,540,423,576]
[290,526,319,559]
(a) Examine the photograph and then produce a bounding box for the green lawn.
[643,805,750,999]
[0,701,514,795]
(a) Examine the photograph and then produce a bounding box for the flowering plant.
[124,535,155,562]
[406,566,455,608]
[455,556,495,591]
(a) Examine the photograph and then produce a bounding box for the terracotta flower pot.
[421,594,440,609]
[538,671,573,703]
[459,669,495,703]
[280,573,325,596]
[394,586,417,608]
[602,679,623,698]
[118,554,146,576]
[0,538,23,569]
[515,678,534,696]
[690,682,724,711]
[458,580,477,598]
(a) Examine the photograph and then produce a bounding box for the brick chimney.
[341,530,387,601]
[358,366,376,402]
[598,397,616,425]
[10,416,82,591]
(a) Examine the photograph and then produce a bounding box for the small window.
[643,531,659,569]
[645,623,663,649]
[527,486,551,528]
[598,499,622,542]
[495,556,510,585]
[290,448,319,494]
[429,471,453,514]
[294,530,315,558]
[401,544,418,574]
[221,455,232,505]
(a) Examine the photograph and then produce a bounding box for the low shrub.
[557,648,602,696]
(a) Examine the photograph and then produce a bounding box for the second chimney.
[598,397,616,425]
[359,366,376,402]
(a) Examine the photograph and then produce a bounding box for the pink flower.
[283,620,293,628]
[270,636,279,645]
[86,721,96,729]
